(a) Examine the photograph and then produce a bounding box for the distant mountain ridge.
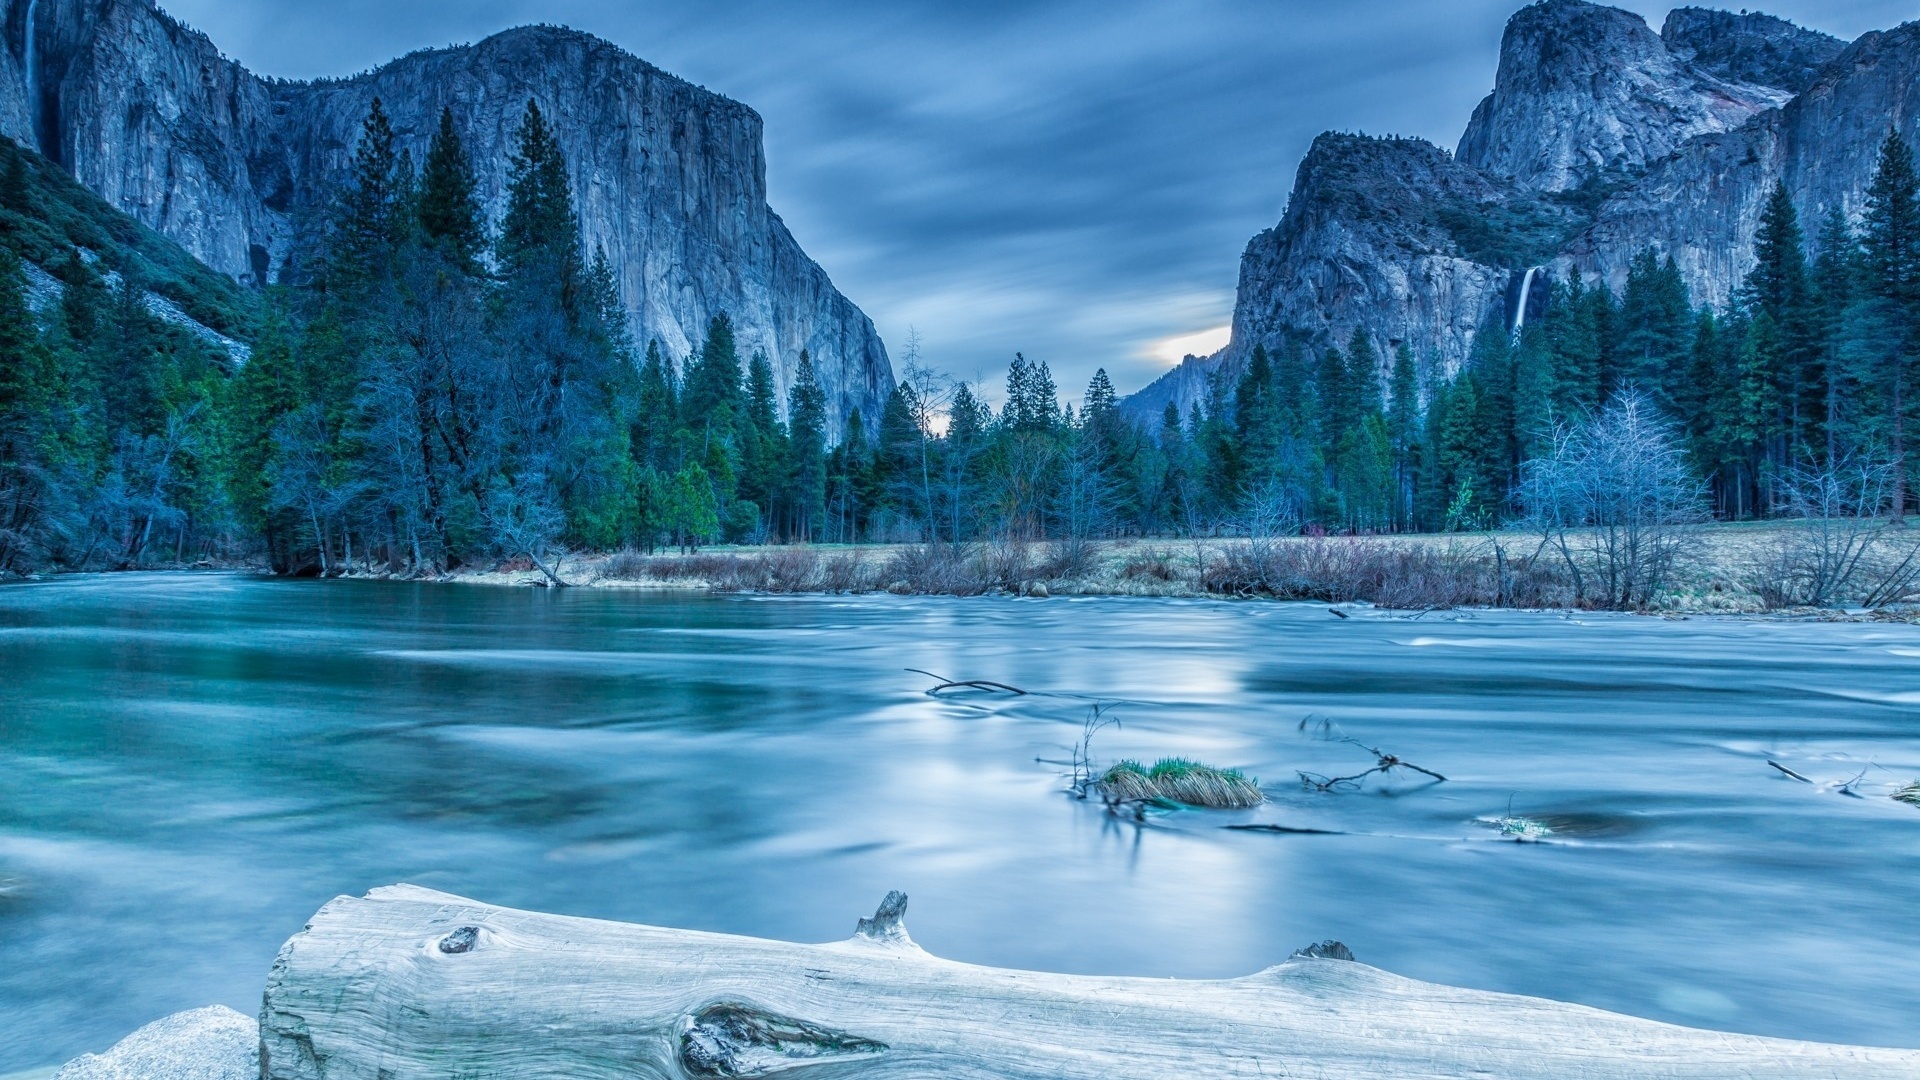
[1125,0,1889,420]
[0,0,891,433]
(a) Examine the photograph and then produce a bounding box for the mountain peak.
[1660,7,1846,96]
[1458,0,1785,192]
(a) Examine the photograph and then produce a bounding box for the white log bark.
[261,884,1920,1079]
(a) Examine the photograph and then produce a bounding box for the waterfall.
[22,0,38,141]
[1511,265,1541,336]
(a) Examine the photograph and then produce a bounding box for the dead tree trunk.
[259,884,1919,1080]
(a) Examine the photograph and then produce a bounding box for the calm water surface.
[2,573,1918,1069]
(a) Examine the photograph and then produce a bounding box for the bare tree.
[1750,453,1910,608]
[1521,390,1707,609]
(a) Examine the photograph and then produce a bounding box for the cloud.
[162,0,1904,406]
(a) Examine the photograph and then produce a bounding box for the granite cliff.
[1127,0,1894,420]
[0,0,891,433]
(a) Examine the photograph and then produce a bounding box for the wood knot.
[680,1004,885,1077]
[437,926,480,954]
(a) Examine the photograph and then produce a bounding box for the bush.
[1204,536,1569,608]
[882,542,990,596]
[1122,547,1180,582]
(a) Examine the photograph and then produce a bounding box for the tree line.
[2,112,1917,578]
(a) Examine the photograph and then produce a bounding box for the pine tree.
[1233,344,1279,490]
[1386,343,1421,528]
[417,107,485,267]
[785,350,827,540]
[498,99,582,306]
[682,313,743,436]
[1083,368,1117,417]
[1159,401,1183,450]
[1810,209,1857,460]
[1616,250,1694,418]
[333,97,406,289]
[1742,181,1816,476]
[739,350,784,531]
[1860,130,1920,515]
[1029,357,1061,432]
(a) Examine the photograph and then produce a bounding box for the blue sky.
[165,0,1916,402]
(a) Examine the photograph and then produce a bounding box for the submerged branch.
[907,668,1028,696]
[1297,718,1447,792]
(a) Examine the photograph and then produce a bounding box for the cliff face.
[1458,0,1788,194]
[0,0,891,433]
[1660,7,1847,95]
[1127,0,1872,420]
[1224,135,1554,388]
[1569,21,1920,310]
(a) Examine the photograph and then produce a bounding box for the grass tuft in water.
[1893,782,1920,808]
[1098,758,1263,809]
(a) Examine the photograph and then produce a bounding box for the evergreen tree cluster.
[3,116,1918,575]
[814,132,1920,545]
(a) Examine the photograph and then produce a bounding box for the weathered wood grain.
[261,884,1920,1079]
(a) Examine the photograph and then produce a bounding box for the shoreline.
[22,526,1910,621]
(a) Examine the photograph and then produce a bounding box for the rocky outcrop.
[1458,0,1790,194]
[0,0,891,432]
[1223,135,1562,386]
[1660,7,1846,95]
[1570,21,1920,308]
[1126,1,1895,419]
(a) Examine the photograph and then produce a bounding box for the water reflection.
[1,574,1917,1071]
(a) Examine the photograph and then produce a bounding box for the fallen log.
[261,884,1920,1079]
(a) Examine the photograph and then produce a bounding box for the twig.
[906,669,1028,695]
[1328,608,1349,619]
[1069,703,1122,799]
[1297,717,1447,791]
[1836,767,1870,798]
[1767,760,1812,783]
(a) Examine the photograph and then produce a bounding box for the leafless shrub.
[1750,455,1900,608]
[1204,536,1569,609]
[821,551,877,593]
[882,542,990,596]
[978,537,1035,593]
[641,553,736,583]
[1520,391,1707,609]
[1038,536,1101,580]
[601,549,651,580]
[1122,547,1180,582]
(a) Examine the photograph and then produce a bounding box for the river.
[2,572,1917,1070]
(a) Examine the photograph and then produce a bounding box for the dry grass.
[1098,758,1265,809]
[450,524,1920,617]
[1894,782,1920,808]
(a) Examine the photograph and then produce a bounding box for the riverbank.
[443,523,1920,618]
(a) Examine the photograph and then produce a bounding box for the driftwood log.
[261,884,1920,1079]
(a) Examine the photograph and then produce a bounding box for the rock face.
[1224,134,1565,393]
[1661,7,1847,95]
[53,1005,257,1080]
[1125,0,1880,420]
[1458,0,1788,194]
[0,0,891,432]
